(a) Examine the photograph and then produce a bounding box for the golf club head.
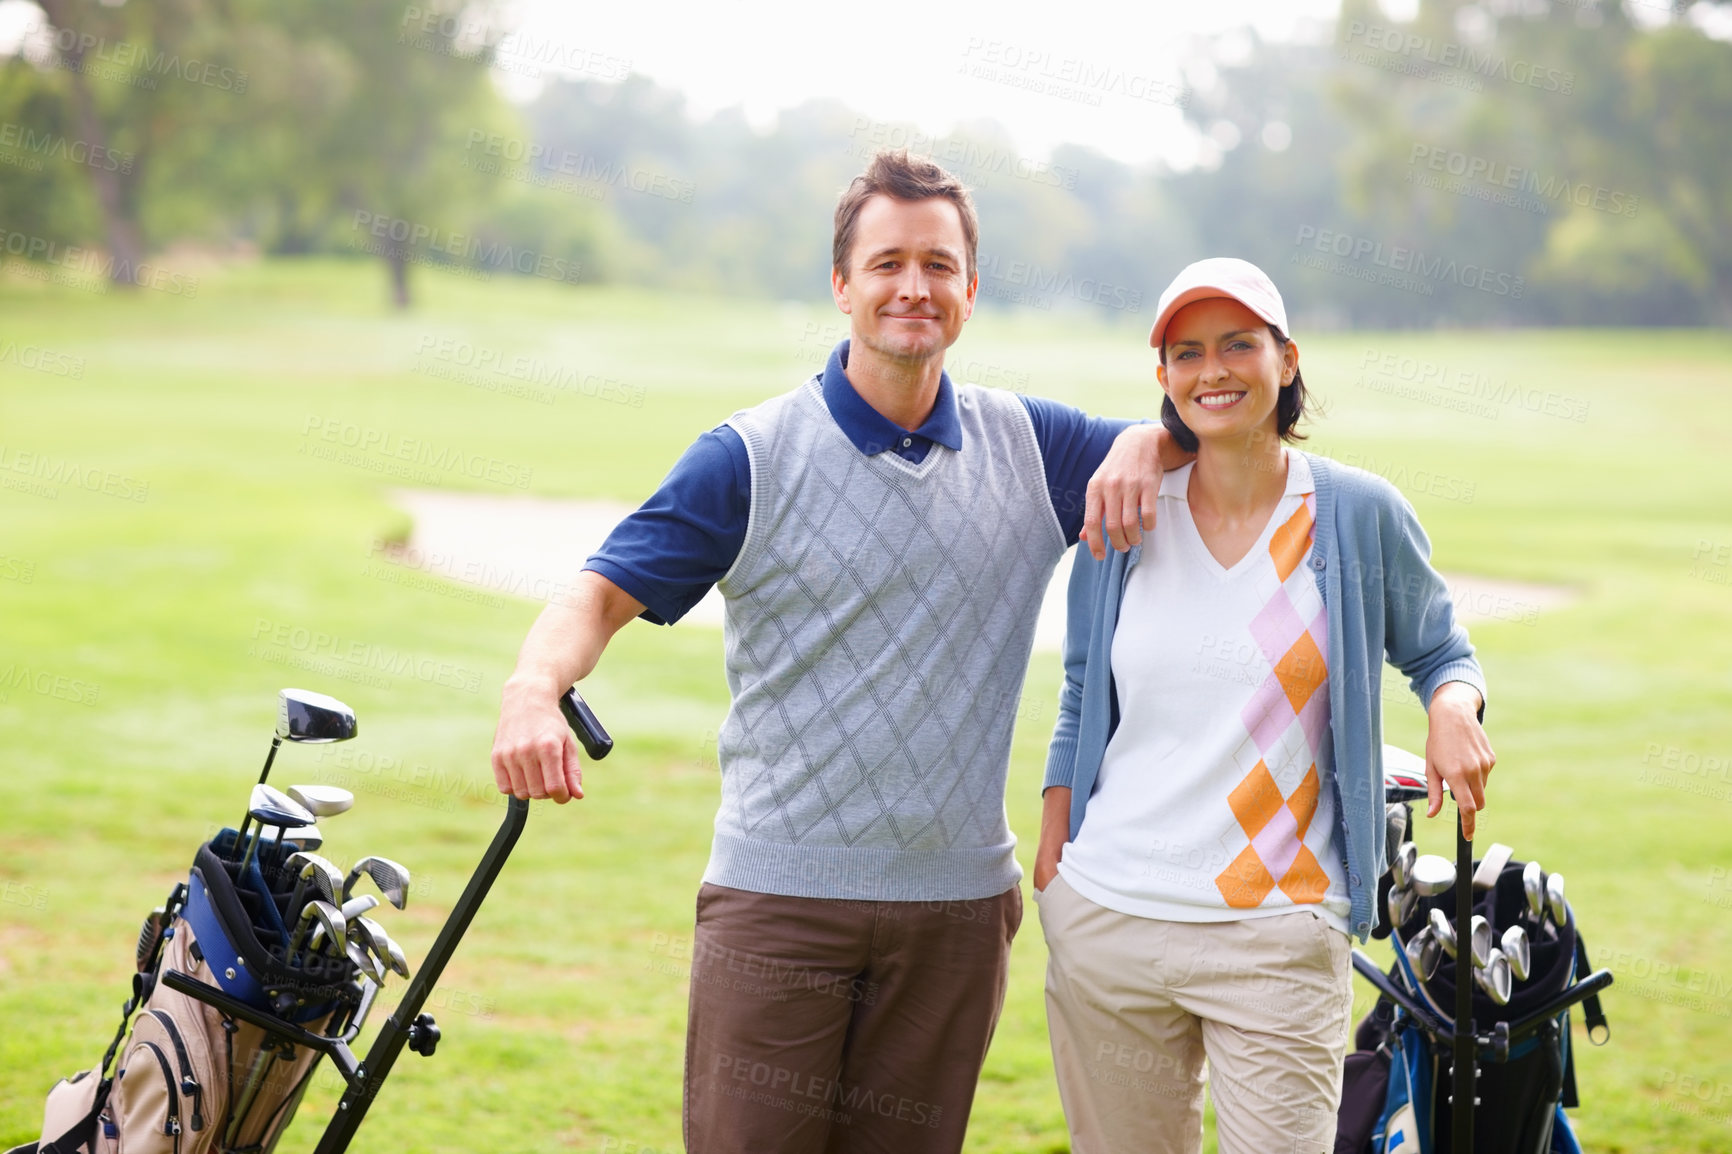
[1384,803,1408,867]
[1469,915,1494,969]
[346,939,386,985]
[1405,927,1442,981]
[339,893,381,922]
[1546,872,1568,927]
[249,783,317,831]
[1429,907,1457,958]
[1472,843,1514,892]
[1381,745,1434,803]
[1502,925,1531,982]
[265,823,323,851]
[136,907,167,973]
[1387,884,1418,930]
[1410,854,1457,898]
[344,856,411,910]
[353,915,392,960]
[286,784,354,818]
[348,917,397,984]
[276,688,358,744]
[381,934,412,979]
[1475,947,1513,1006]
[1523,860,1547,922]
[295,900,346,957]
[1391,841,1417,890]
[290,853,344,906]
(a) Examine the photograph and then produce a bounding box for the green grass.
[2,257,1730,1152]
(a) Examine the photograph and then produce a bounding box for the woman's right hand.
[1035,786,1073,892]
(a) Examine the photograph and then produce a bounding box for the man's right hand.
[489,571,645,805]
[495,675,588,800]
[492,675,585,803]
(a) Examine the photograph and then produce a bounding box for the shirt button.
[1312,554,1326,571]
[902,438,913,448]
[1350,873,1360,886]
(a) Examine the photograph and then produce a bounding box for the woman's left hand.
[1424,682,1496,839]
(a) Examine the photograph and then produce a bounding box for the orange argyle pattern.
[1215,491,1331,910]
[1215,761,1331,907]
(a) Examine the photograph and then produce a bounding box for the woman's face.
[1157,296,1298,445]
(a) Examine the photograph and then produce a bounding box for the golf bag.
[1336,849,1611,1154]
[20,828,364,1154]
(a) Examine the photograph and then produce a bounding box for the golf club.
[1546,872,1568,929]
[1388,883,1418,930]
[261,823,323,852]
[1475,947,1513,1006]
[285,852,344,917]
[1391,841,1417,890]
[343,856,411,910]
[257,688,359,788]
[1385,803,1408,868]
[289,900,346,957]
[346,939,386,985]
[1523,860,1547,926]
[340,893,381,922]
[312,894,381,952]
[287,783,355,819]
[1469,914,1494,969]
[1404,926,1442,981]
[379,933,411,979]
[1472,842,1514,892]
[135,906,167,973]
[1410,853,1457,897]
[351,915,399,976]
[1429,906,1457,959]
[237,785,316,870]
[1502,925,1531,983]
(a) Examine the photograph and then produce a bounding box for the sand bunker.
[385,489,1576,651]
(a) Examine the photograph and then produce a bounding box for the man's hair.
[832,150,979,283]
[1158,325,1311,453]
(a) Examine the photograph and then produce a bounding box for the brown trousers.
[683,882,1022,1154]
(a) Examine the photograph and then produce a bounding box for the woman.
[1033,257,1496,1153]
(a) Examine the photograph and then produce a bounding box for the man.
[492,150,1178,1152]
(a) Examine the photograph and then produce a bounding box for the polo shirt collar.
[822,340,964,457]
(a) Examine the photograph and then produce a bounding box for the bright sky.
[3,0,1719,169]
[492,0,1345,168]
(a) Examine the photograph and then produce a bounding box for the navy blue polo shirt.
[586,341,1132,624]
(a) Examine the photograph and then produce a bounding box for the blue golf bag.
[1335,848,1612,1154]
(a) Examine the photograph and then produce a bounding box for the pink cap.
[1147,257,1289,350]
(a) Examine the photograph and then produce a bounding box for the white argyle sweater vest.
[708,375,1065,901]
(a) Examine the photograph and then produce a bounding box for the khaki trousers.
[684,882,1022,1154]
[1036,874,1352,1154]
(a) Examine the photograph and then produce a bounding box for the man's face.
[831,195,977,369]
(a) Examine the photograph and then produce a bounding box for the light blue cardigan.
[1042,452,1487,942]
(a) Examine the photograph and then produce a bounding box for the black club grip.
[559,687,613,761]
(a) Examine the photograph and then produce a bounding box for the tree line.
[2,0,1727,325]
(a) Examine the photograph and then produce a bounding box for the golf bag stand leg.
[310,797,529,1154]
[1452,820,1475,1154]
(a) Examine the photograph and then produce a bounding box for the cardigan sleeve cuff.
[1421,660,1488,717]
[1043,738,1079,792]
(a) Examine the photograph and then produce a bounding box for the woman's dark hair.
[1158,325,1310,453]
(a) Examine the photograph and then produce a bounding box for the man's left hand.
[1081,424,1191,560]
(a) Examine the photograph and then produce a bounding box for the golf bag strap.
[47,969,151,1154]
[97,972,150,1078]
[1574,938,1609,1040]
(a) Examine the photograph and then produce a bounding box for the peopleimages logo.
[1293,226,1525,299]
[1340,21,1574,95]
[1407,144,1639,219]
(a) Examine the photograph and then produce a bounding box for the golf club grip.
[559,687,613,761]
